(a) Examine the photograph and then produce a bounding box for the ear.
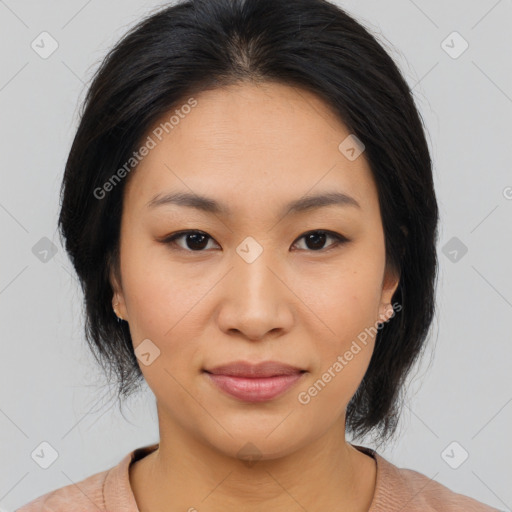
[109,264,128,322]
[377,263,400,324]
[377,225,407,323]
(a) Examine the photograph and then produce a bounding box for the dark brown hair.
[58,0,439,448]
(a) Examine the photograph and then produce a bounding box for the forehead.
[123,82,378,217]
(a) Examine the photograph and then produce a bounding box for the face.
[110,82,399,460]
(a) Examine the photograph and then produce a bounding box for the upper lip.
[204,360,305,378]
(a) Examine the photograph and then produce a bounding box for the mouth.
[204,360,306,378]
[203,360,307,402]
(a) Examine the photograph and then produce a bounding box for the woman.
[17,0,500,510]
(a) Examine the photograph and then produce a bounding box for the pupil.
[188,233,208,250]
[307,232,326,250]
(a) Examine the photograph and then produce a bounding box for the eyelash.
[160,229,349,254]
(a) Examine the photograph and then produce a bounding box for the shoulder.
[16,443,158,512]
[371,449,502,512]
[15,468,110,512]
[391,465,501,511]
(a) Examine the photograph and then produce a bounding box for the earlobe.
[112,291,128,323]
[377,302,395,325]
[112,295,124,322]
[378,266,400,324]
[109,267,127,323]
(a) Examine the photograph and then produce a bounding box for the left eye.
[161,230,348,252]
[292,230,348,252]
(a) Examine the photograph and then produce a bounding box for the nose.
[215,249,294,341]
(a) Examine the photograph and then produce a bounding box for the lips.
[203,360,306,402]
[204,360,305,378]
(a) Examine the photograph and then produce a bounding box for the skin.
[110,81,400,512]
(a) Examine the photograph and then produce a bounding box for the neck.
[130,414,376,512]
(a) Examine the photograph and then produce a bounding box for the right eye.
[161,230,220,252]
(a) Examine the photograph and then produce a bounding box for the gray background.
[1,0,511,510]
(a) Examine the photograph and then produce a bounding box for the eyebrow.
[146,190,361,217]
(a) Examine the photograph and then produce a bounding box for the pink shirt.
[16,443,501,511]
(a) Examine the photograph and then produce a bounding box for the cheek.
[296,277,379,417]
[120,239,213,379]
[296,325,375,424]
[298,259,382,337]
[120,238,200,333]
[295,254,384,391]
[121,258,203,400]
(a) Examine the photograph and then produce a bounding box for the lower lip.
[204,372,305,402]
